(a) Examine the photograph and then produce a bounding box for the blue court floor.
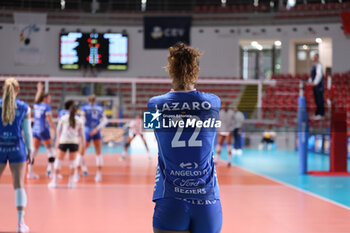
[219,148,350,208]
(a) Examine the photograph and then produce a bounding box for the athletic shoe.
[17,222,29,233]
[48,179,58,188]
[26,171,39,180]
[67,178,76,188]
[120,155,126,161]
[227,162,232,167]
[57,174,63,180]
[236,149,243,156]
[82,170,89,177]
[311,115,323,120]
[94,172,102,182]
[232,148,237,155]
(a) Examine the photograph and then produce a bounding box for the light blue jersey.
[0,99,29,163]
[33,103,51,133]
[148,90,221,201]
[81,104,104,129]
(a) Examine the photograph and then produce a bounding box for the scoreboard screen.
[59,32,128,70]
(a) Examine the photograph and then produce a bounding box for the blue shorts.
[0,143,27,164]
[85,128,102,142]
[33,129,51,141]
[153,198,222,233]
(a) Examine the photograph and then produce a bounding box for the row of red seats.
[194,4,268,13]
[281,2,350,12]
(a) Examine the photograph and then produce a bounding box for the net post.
[298,81,308,175]
[257,80,262,120]
[45,80,49,93]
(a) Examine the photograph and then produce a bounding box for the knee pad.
[216,145,221,152]
[227,145,232,152]
[48,157,55,163]
[54,159,62,170]
[96,155,103,167]
[47,147,55,159]
[15,188,27,208]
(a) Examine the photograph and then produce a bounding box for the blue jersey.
[0,99,28,148]
[81,104,104,129]
[58,109,68,119]
[148,90,221,201]
[58,109,80,119]
[33,103,51,133]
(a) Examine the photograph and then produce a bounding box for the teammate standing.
[121,114,151,160]
[232,105,245,156]
[58,100,75,118]
[0,78,32,232]
[215,102,234,166]
[49,103,85,188]
[76,94,107,182]
[28,82,56,179]
[148,42,222,233]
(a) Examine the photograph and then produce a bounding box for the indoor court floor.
[1,135,350,233]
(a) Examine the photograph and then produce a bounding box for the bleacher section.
[0,75,83,118]
[0,75,244,120]
[262,72,350,130]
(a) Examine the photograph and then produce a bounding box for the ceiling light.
[315,38,322,43]
[274,40,282,46]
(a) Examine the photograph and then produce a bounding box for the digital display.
[59,32,128,70]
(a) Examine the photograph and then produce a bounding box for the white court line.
[229,161,350,211]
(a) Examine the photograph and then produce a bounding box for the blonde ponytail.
[2,78,19,126]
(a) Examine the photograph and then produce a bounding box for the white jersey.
[129,118,143,135]
[219,109,234,133]
[233,111,245,129]
[57,115,85,144]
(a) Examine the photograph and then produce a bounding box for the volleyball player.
[28,82,56,179]
[215,102,234,166]
[0,78,32,233]
[76,94,107,182]
[48,103,85,188]
[121,113,151,160]
[58,100,75,118]
[149,42,222,233]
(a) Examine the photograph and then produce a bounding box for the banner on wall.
[13,12,47,65]
[144,16,191,49]
[340,11,350,35]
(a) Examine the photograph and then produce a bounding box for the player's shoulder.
[44,103,51,110]
[147,92,172,107]
[16,99,29,111]
[196,91,221,106]
[60,114,69,122]
[97,105,104,112]
[75,115,84,125]
[81,104,89,110]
